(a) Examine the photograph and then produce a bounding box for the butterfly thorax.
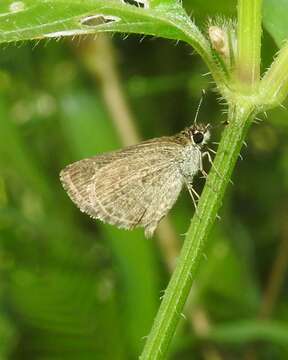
[178,143,202,183]
[173,123,210,182]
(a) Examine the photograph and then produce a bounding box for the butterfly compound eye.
[193,132,204,144]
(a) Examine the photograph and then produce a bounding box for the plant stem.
[259,42,288,108]
[140,101,255,360]
[236,0,262,90]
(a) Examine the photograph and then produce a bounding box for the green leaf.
[0,1,229,96]
[0,0,194,43]
[263,0,288,47]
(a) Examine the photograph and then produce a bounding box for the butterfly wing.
[60,138,184,237]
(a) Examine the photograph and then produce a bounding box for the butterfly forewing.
[60,138,185,237]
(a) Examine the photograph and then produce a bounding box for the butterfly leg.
[202,151,221,178]
[186,182,200,216]
[206,146,217,155]
[198,153,222,220]
[198,148,208,179]
[199,151,218,193]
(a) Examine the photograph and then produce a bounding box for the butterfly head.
[187,123,210,147]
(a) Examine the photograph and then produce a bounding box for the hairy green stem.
[140,102,255,360]
[259,42,288,108]
[236,0,262,89]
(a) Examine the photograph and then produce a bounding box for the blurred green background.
[1,1,288,359]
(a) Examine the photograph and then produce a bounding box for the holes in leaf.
[80,14,120,27]
[121,0,149,9]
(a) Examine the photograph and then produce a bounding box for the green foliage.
[0,0,285,48]
[0,0,197,43]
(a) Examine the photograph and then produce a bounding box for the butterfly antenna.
[194,90,205,125]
